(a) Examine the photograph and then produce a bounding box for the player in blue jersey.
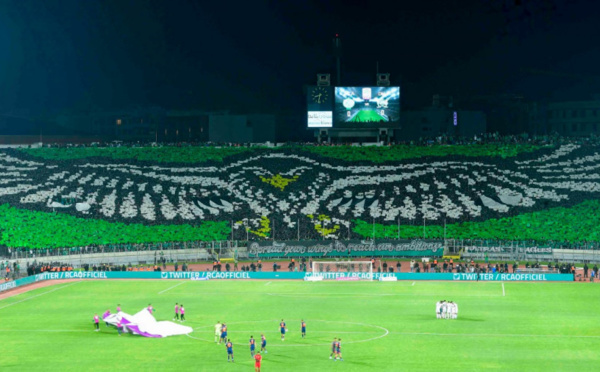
[336,338,344,361]
[329,337,337,359]
[249,335,256,357]
[260,334,268,353]
[225,339,234,362]
[220,323,228,344]
[280,319,286,341]
[301,319,306,338]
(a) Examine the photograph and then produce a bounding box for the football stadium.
[3,1,600,371]
[2,142,600,371]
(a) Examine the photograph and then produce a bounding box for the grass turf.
[1,280,599,371]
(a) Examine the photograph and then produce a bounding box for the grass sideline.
[1,280,599,371]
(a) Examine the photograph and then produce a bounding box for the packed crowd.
[402,132,600,147]
[33,132,600,148]
[0,136,599,257]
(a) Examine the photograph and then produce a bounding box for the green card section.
[0,204,229,248]
[353,200,600,243]
[20,143,545,164]
[2,200,599,249]
[20,146,255,163]
[301,143,544,162]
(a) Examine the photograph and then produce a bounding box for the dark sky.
[0,0,599,115]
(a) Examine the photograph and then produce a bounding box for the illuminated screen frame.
[334,86,400,127]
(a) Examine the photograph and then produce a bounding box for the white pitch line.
[267,293,503,298]
[186,319,389,347]
[158,281,186,295]
[193,330,381,334]
[265,281,271,286]
[0,329,89,333]
[393,331,600,339]
[502,282,505,297]
[266,292,411,296]
[412,281,416,286]
[0,281,81,310]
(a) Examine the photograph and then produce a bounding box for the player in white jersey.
[215,321,222,343]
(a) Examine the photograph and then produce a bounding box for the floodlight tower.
[333,34,342,86]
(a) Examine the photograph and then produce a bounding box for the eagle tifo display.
[335,87,400,126]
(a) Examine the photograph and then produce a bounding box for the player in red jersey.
[254,351,262,372]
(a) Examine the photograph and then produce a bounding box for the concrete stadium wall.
[553,249,600,263]
[12,249,213,268]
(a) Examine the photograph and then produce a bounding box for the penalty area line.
[158,281,186,295]
[0,281,81,310]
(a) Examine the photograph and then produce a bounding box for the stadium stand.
[0,136,600,255]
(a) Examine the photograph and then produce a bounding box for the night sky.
[0,0,599,116]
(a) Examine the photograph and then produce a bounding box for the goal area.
[311,261,374,281]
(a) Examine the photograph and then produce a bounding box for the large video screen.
[335,87,400,125]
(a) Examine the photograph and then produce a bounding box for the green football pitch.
[1,280,599,371]
[349,109,385,122]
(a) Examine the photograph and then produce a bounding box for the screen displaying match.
[334,87,400,126]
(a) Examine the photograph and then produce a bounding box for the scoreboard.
[307,86,400,128]
[307,86,334,128]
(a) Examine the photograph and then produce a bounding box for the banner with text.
[450,273,571,281]
[248,240,444,258]
[0,273,45,293]
[463,246,553,255]
[35,271,576,282]
[1,270,573,293]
